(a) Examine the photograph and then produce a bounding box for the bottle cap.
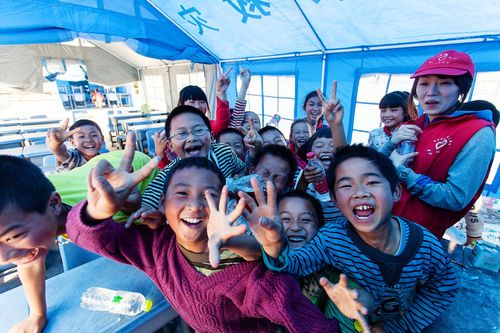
[143,299,153,312]
[353,319,363,332]
[306,152,316,160]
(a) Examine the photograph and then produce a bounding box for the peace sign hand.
[216,66,233,101]
[243,117,263,157]
[205,185,247,268]
[317,81,344,127]
[46,118,80,150]
[86,131,160,220]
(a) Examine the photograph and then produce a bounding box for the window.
[143,75,165,110]
[351,73,413,144]
[238,74,296,137]
[176,71,206,96]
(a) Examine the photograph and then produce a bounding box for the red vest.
[393,114,493,238]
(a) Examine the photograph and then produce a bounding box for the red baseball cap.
[411,50,475,79]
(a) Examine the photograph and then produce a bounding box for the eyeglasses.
[168,126,210,141]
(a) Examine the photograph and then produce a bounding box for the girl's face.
[184,99,208,115]
[304,96,323,125]
[379,106,405,131]
[279,197,319,249]
[290,122,311,150]
[311,136,334,169]
[416,75,460,121]
[162,167,222,253]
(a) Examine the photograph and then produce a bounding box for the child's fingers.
[266,181,277,209]
[330,80,337,102]
[251,177,265,206]
[65,127,81,139]
[60,118,70,131]
[226,224,247,239]
[239,191,257,211]
[249,117,255,133]
[207,238,222,269]
[319,276,334,291]
[223,66,233,77]
[119,131,137,171]
[316,88,326,104]
[125,207,147,228]
[219,185,228,212]
[339,273,349,288]
[131,155,160,185]
[204,190,218,213]
[227,197,247,222]
[238,127,249,136]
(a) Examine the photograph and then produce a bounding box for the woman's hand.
[390,124,422,145]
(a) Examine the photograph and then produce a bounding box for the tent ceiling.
[1,0,499,64]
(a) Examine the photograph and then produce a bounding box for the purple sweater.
[67,201,338,333]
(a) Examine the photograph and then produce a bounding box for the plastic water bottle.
[226,174,265,193]
[397,140,416,166]
[80,287,152,316]
[266,114,281,127]
[306,152,330,200]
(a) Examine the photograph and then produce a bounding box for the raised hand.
[205,185,247,268]
[153,130,168,158]
[317,81,344,127]
[216,66,233,101]
[46,118,80,162]
[125,206,165,229]
[303,163,324,184]
[240,68,251,87]
[86,132,160,220]
[243,117,263,157]
[239,178,285,258]
[320,274,373,333]
[390,124,422,145]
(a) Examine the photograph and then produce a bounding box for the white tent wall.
[140,63,217,112]
[0,43,139,93]
[222,40,500,140]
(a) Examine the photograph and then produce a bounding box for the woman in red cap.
[383,49,496,238]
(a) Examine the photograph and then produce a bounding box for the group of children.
[1,49,497,333]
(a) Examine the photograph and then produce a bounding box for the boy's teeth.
[183,217,203,224]
[354,205,371,210]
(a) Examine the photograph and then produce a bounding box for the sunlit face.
[311,137,334,169]
[261,129,287,147]
[380,106,405,131]
[304,96,323,125]
[290,122,312,150]
[280,197,319,249]
[70,125,104,161]
[184,99,208,115]
[416,75,461,121]
[0,202,58,265]
[167,113,212,158]
[162,168,222,253]
[251,154,291,194]
[333,157,400,235]
[242,112,261,132]
[218,132,245,161]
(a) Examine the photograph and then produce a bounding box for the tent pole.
[320,53,326,94]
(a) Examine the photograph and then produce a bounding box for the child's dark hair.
[460,100,499,126]
[297,127,332,162]
[215,127,244,143]
[326,144,399,198]
[163,157,226,194]
[379,91,417,121]
[258,126,286,141]
[290,118,311,136]
[0,155,56,214]
[278,189,324,228]
[408,73,473,115]
[252,144,297,184]
[69,119,103,136]
[302,90,319,110]
[178,85,208,106]
[164,105,212,139]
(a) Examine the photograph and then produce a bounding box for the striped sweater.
[264,216,459,332]
[142,143,246,209]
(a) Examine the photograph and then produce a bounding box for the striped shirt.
[229,99,247,128]
[142,143,246,209]
[264,217,459,332]
[178,245,245,276]
[56,148,88,172]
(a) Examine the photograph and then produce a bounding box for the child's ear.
[69,137,76,147]
[158,193,166,212]
[329,191,337,204]
[48,192,63,215]
[392,183,402,202]
[210,131,215,143]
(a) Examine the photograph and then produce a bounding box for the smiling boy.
[141,105,246,210]
[46,118,104,172]
[250,144,459,332]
